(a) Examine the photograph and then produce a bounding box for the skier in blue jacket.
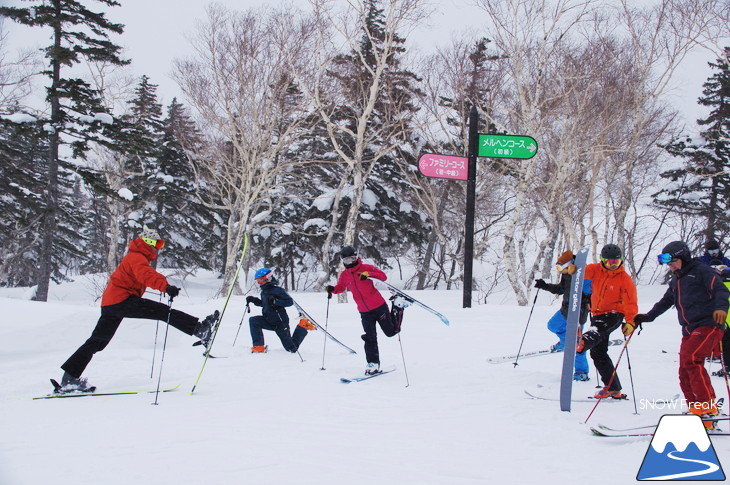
[534,249,592,381]
[247,268,314,353]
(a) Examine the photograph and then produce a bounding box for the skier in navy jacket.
[247,268,314,353]
[631,241,729,428]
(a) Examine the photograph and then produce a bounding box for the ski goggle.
[255,273,272,284]
[342,255,357,265]
[708,249,720,256]
[141,237,165,249]
[657,253,675,264]
[555,261,574,272]
[600,257,622,266]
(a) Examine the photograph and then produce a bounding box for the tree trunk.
[34,4,62,302]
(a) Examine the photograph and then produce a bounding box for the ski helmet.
[254,267,273,283]
[340,246,357,258]
[661,241,691,264]
[706,239,720,251]
[139,226,164,249]
[600,244,622,260]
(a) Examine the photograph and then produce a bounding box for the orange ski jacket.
[584,262,638,325]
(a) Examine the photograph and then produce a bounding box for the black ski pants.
[61,296,198,378]
[361,303,399,364]
[589,312,624,391]
[249,316,307,352]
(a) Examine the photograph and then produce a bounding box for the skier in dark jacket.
[247,268,314,353]
[699,239,730,267]
[534,249,592,380]
[59,227,218,393]
[630,241,729,429]
[325,246,403,375]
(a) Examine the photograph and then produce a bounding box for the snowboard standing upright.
[559,247,588,412]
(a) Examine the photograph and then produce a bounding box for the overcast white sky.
[2,0,724,129]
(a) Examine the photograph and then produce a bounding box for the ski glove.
[714,310,728,325]
[359,271,370,280]
[534,279,549,290]
[325,285,334,299]
[621,321,636,337]
[633,314,653,325]
[269,296,277,306]
[166,285,180,298]
[246,295,261,305]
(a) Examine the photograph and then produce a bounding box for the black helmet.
[600,243,622,260]
[706,239,720,251]
[661,240,691,264]
[340,246,357,258]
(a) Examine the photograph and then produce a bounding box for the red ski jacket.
[101,238,170,307]
[331,258,387,313]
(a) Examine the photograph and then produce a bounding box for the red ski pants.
[678,326,724,408]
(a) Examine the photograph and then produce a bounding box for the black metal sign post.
[463,105,479,308]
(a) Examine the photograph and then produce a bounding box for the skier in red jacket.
[325,246,403,375]
[58,227,218,392]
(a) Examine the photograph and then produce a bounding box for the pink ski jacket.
[332,258,388,313]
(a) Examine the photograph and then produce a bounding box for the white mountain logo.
[637,415,725,480]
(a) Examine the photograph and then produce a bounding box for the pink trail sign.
[417,153,469,181]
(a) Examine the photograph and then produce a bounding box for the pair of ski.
[591,417,730,437]
[340,366,396,383]
[33,380,181,400]
[524,389,633,403]
[489,339,624,364]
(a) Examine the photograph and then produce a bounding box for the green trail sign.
[478,134,538,159]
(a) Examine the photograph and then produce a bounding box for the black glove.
[166,285,180,298]
[325,285,334,299]
[246,295,256,304]
[534,279,548,290]
[269,296,276,306]
[633,314,654,325]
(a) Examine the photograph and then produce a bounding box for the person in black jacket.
[535,250,592,380]
[631,241,729,429]
[247,268,315,353]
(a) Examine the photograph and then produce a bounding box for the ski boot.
[550,341,564,353]
[251,345,268,353]
[56,372,95,394]
[194,310,219,347]
[297,318,316,331]
[365,362,381,375]
[594,386,627,399]
[573,372,590,382]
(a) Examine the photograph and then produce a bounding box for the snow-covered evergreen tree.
[656,47,730,245]
[0,0,127,300]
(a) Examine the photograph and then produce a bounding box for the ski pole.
[233,302,251,347]
[320,292,331,370]
[624,336,639,415]
[150,292,163,378]
[584,332,634,423]
[513,289,540,367]
[153,295,175,405]
[720,340,730,406]
[398,333,410,388]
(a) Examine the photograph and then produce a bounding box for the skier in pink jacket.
[326,246,403,375]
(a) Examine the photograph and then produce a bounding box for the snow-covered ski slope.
[2,271,728,484]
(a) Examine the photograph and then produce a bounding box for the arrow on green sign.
[477,134,538,159]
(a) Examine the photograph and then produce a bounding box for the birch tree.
[173,4,318,294]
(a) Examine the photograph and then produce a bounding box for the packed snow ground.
[2,271,728,485]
